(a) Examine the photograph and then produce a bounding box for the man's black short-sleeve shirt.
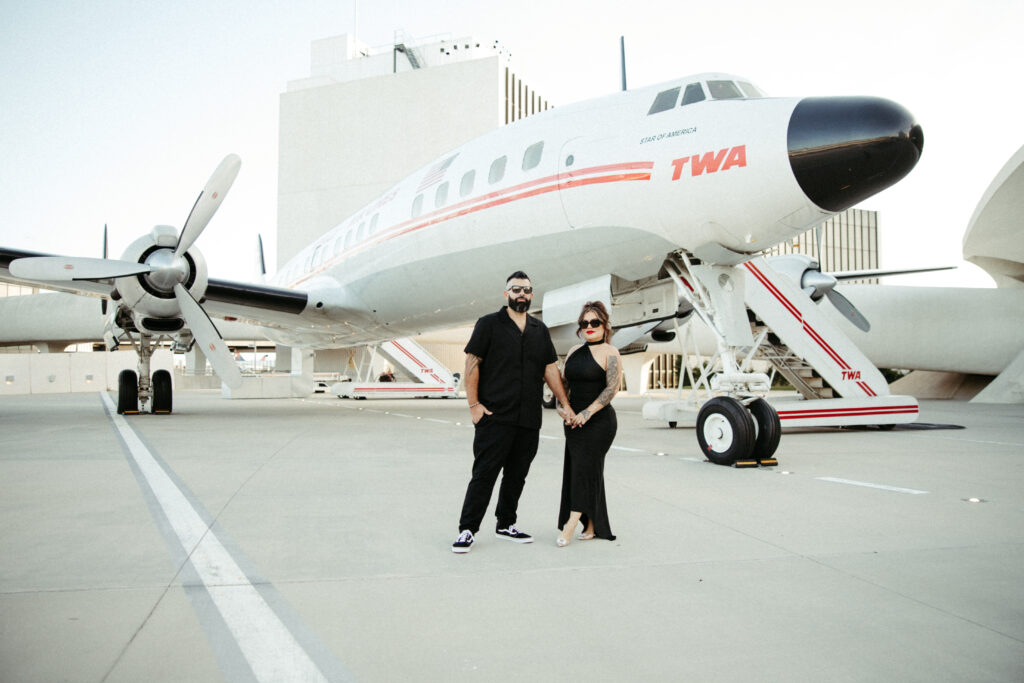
[464,307,557,429]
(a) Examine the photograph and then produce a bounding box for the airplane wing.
[2,246,312,340]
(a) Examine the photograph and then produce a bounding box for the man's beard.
[508,297,531,313]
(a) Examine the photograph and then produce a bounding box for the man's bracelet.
[469,402,480,408]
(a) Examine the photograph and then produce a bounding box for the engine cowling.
[114,225,209,335]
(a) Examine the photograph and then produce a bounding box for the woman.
[556,301,621,546]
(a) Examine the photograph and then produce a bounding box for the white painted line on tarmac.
[816,476,928,495]
[100,393,330,683]
[610,446,646,453]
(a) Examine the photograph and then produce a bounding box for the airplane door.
[558,134,637,230]
[558,136,584,229]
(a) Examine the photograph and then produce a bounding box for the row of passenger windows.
[647,79,762,115]
[411,140,545,218]
[288,139,550,281]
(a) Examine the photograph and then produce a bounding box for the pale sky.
[1,0,1020,287]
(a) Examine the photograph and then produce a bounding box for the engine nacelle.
[763,253,832,300]
[114,225,209,333]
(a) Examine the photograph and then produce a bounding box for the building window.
[647,87,680,115]
[460,170,475,197]
[522,141,544,171]
[489,156,507,184]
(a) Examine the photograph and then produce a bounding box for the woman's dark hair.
[577,301,613,341]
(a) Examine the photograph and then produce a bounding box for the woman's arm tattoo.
[592,355,621,408]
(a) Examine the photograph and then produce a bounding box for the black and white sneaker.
[452,530,474,554]
[495,525,533,543]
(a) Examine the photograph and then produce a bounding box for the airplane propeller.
[173,283,242,387]
[9,255,153,281]
[102,225,108,315]
[175,154,241,258]
[799,268,871,332]
[9,154,244,389]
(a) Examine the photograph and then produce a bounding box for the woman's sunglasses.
[579,319,603,329]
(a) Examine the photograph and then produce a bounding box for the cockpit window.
[737,81,762,98]
[681,83,706,106]
[647,87,680,115]
[707,80,744,100]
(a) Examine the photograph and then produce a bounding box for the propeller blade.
[833,265,956,281]
[257,234,266,277]
[10,256,151,281]
[826,288,871,332]
[173,283,243,388]
[175,154,241,258]
[102,225,109,315]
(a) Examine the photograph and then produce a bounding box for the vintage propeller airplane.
[0,72,924,464]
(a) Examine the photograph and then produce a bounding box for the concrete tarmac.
[1,391,1022,682]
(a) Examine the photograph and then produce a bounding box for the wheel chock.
[733,459,760,468]
[758,458,779,467]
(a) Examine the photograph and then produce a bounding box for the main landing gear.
[696,397,780,467]
[663,251,782,468]
[115,333,173,415]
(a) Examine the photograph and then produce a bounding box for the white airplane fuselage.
[262,79,828,348]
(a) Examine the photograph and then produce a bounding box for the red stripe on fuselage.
[290,162,653,287]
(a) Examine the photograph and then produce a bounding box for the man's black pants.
[458,419,540,534]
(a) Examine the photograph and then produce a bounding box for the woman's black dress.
[558,342,616,540]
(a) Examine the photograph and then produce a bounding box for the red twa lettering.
[691,148,729,175]
[722,145,746,171]
[841,370,862,381]
[671,145,747,180]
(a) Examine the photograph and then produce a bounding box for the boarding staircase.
[749,317,834,400]
[643,257,919,428]
[333,337,458,399]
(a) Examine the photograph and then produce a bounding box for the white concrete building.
[277,33,551,267]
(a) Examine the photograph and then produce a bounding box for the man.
[452,271,573,553]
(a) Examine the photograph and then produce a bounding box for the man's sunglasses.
[580,319,603,329]
[507,286,533,295]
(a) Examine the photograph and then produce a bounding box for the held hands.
[556,405,578,427]
[470,403,493,424]
[569,408,592,428]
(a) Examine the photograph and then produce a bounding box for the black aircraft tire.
[118,369,138,414]
[696,397,755,466]
[748,398,781,460]
[152,369,173,414]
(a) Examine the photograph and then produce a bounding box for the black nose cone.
[788,97,924,212]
